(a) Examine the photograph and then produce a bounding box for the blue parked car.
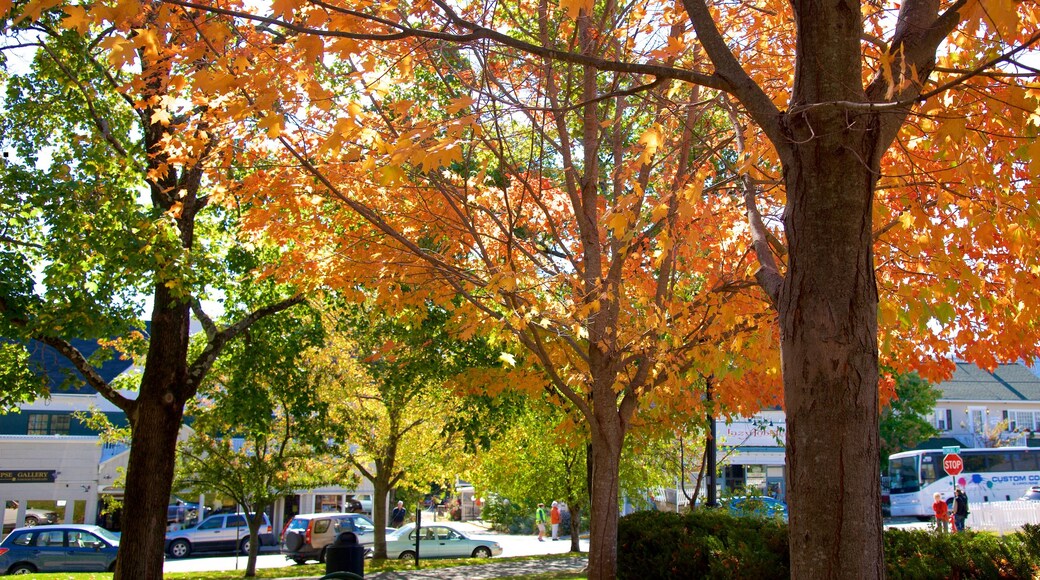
[0,524,119,574]
[721,496,788,521]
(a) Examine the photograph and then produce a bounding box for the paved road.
[162,522,589,576]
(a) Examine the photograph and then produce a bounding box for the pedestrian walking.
[953,489,969,532]
[535,503,548,542]
[550,501,561,540]
[932,492,949,534]
[391,500,407,527]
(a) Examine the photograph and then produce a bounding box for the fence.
[965,501,1040,534]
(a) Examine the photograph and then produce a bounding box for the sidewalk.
[367,557,588,579]
[273,556,588,580]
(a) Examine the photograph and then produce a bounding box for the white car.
[385,522,502,560]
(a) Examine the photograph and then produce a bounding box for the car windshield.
[94,527,120,544]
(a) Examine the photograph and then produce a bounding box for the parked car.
[0,524,119,574]
[342,497,364,513]
[282,512,379,564]
[347,494,373,514]
[3,501,59,531]
[164,512,275,558]
[384,523,502,560]
[167,498,204,525]
[720,496,788,521]
[1018,486,1040,501]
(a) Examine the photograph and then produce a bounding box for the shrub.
[616,508,789,579]
[479,496,530,534]
[618,511,1040,580]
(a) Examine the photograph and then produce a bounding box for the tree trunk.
[780,123,883,578]
[567,504,581,553]
[113,394,186,579]
[585,419,624,579]
[371,477,391,560]
[113,291,191,580]
[245,512,263,577]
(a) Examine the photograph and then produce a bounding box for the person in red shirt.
[550,501,561,541]
[932,493,949,533]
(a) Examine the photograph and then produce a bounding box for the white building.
[929,362,1040,448]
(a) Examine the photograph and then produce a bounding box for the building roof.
[24,338,136,394]
[935,362,1040,402]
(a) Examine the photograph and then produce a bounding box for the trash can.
[324,531,364,578]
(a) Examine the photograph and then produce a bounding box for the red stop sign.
[943,453,964,476]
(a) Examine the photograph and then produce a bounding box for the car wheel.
[472,546,492,558]
[23,516,39,527]
[398,550,416,560]
[319,545,328,563]
[7,563,37,574]
[284,531,304,552]
[108,561,117,572]
[168,539,192,558]
[240,537,251,555]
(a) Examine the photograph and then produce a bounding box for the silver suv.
[282,513,378,564]
[3,501,59,532]
[165,512,275,558]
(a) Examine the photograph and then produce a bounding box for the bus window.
[989,452,1014,472]
[920,453,942,486]
[889,456,921,493]
[1013,451,1040,471]
[964,454,989,473]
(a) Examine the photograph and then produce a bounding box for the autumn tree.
[0,4,304,578]
[142,6,780,580]
[114,0,1040,577]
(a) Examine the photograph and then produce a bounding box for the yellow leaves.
[258,113,285,139]
[498,352,517,367]
[0,0,11,18]
[985,0,1020,38]
[638,124,662,164]
[133,28,161,58]
[316,117,359,157]
[558,0,593,19]
[13,0,61,23]
[445,95,475,115]
[62,5,91,33]
[150,109,172,126]
[606,211,630,237]
[295,34,325,62]
[101,35,136,69]
[271,0,304,17]
[111,0,142,26]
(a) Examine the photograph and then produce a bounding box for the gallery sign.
[0,470,57,483]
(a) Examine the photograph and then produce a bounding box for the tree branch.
[35,336,136,414]
[186,295,306,392]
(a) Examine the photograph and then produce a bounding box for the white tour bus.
[888,446,1040,518]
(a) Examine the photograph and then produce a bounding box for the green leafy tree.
[0,342,46,412]
[879,373,941,471]
[175,304,337,576]
[0,12,303,578]
[312,299,500,560]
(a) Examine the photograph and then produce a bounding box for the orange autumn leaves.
[36,0,1040,417]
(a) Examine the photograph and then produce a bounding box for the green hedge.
[617,512,1040,580]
